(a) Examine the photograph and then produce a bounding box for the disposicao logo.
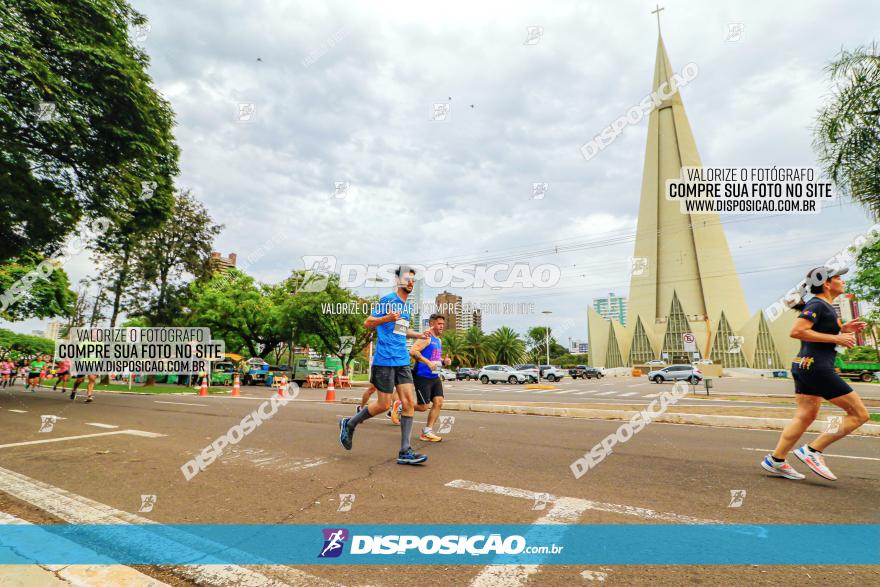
[319,528,349,558]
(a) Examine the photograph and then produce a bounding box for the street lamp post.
[541,310,552,368]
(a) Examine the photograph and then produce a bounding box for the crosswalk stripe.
[595,391,617,396]
[574,390,599,395]
[618,392,638,397]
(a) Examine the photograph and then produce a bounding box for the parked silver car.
[647,364,702,384]
[478,365,528,384]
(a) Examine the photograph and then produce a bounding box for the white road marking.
[0,429,165,449]
[643,393,660,398]
[742,447,880,461]
[574,390,599,395]
[594,391,617,396]
[446,479,722,524]
[0,465,340,586]
[617,392,638,397]
[7,409,27,413]
[627,384,644,388]
[85,423,118,429]
[154,400,207,407]
[581,569,609,582]
[0,511,166,585]
[452,479,719,587]
[553,390,577,395]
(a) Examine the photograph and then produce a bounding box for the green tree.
[488,326,525,366]
[849,238,880,306]
[187,269,286,359]
[526,326,565,363]
[0,0,180,260]
[814,42,880,219]
[0,252,75,321]
[858,310,880,361]
[0,329,55,361]
[128,191,222,326]
[285,274,374,373]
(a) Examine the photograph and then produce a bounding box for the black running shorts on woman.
[791,297,853,400]
[370,365,413,393]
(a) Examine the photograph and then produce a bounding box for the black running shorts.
[792,362,852,400]
[28,372,40,379]
[370,365,413,393]
[414,374,444,405]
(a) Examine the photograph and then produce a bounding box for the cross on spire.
[651,4,664,32]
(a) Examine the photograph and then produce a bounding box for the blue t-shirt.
[414,335,442,378]
[371,293,413,367]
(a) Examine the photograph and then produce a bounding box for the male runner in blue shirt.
[339,266,430,465]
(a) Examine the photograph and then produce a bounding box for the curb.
[339,398,880,437]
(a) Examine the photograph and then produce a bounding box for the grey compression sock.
[400,415,413,452]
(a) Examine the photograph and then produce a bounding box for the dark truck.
[569,365,604,379]
[835,356,880,383]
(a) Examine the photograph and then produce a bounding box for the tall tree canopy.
[0,0,180,260]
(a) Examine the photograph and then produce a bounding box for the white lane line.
[154,400,207,407]
[742,447,880,461]
[0,430,165,450]
[511,388,529,393]
[553,390,577,395]
[574,390,599,395]
[446,479,721,525]
[595,391,617,396]
[530,389,552,394]
[7,409,27,413]
[0,511,167,586]
[0,465,339,587]
[469,496,589,587]
[85,423,118,429]
[617,392,638,397]
[627,384,645,388]
[643,393,660,398]
[450,479,720,587]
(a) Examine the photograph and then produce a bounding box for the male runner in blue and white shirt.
[339,266,430,465]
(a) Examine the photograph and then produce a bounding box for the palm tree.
[463,326,494,367]
[814,43,880,219]
[489,326,526,366]
[441,331,467,367]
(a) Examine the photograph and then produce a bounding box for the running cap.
[798,265,849,299]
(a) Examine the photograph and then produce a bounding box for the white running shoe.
[761,454,805,480]
[793,446,837,481]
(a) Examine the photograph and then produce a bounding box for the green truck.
[835,356,880,382]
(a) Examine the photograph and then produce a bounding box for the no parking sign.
[682,333,697,352]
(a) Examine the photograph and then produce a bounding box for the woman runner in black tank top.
[760,266,870,481]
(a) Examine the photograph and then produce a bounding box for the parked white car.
[645,359,666,366]
[540,366,567,382]
[439,369,457,381]
[478,365,528,384]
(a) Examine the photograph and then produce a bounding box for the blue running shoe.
[339,418,353,450]
[397,448,428,465]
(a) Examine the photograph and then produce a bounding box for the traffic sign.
[682,333,697,352]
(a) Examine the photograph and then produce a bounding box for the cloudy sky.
[7,0,879,345]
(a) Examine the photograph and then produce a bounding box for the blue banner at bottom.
[0,524,876,565]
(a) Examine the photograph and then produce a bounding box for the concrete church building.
[587,30,800,370]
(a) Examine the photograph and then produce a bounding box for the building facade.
[593,293,628,326]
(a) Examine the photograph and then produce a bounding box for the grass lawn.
[45,383,232,394]
[871,413,880,422]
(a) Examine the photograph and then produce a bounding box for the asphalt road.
[0,382,877,586]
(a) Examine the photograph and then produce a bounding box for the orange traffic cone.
[231,373,241,397]
[325,375,336,402]
[199,376,208,396]
[277,375,287,398]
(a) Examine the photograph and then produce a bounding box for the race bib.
[393,318,409,336]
